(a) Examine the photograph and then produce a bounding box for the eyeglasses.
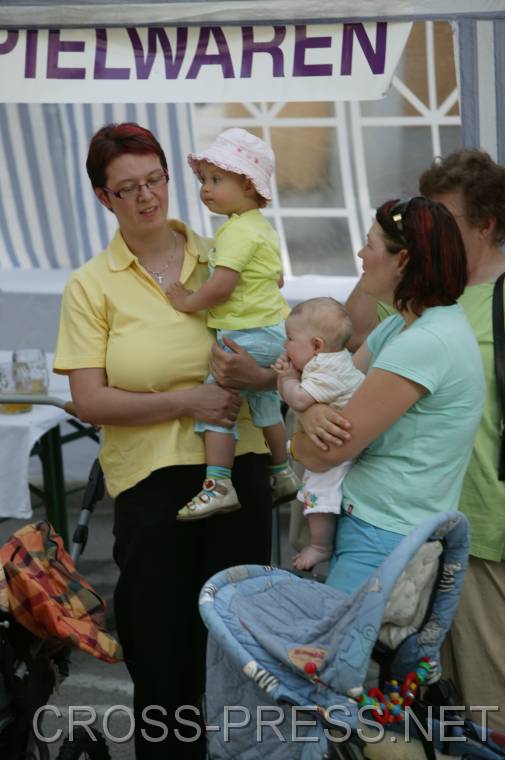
[391,196,424,235]
[104,170,169,200]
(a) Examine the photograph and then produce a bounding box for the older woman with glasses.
[290,196,485,592]
[53,122,276,760]
[419,151,505,730]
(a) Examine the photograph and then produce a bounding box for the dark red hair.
[86,122,168,188]
[376,196,468,315]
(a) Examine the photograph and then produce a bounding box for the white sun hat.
[188,128,274,202]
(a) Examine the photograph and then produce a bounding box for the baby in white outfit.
[273,297,365,571]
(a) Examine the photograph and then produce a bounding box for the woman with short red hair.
[54,122,275,759]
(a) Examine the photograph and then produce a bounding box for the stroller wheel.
[55,727,111,760]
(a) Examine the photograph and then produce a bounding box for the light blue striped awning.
[0,103,204,268]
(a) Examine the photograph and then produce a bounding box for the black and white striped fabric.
[0,103,204,268]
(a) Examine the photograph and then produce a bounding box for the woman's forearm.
[345,279,380,353]
[293,368,426,470]
[69,370,240,427]
[292,431,349,472]
[245,365,278,391]
[72,386,193,426]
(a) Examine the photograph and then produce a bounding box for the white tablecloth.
[0,351,71,519]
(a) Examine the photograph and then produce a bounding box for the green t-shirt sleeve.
[378,301,396,321]
[214,221,256,273]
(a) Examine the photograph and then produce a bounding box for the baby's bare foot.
[292,544,332,572]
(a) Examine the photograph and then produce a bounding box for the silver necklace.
[143,260,172,284]
[140,230,178,284]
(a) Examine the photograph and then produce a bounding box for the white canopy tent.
[0,2,504,255]
[1,1,505,26]
[0,3,503,264]
[1,1,504,153]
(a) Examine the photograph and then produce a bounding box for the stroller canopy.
[200,511,469,758]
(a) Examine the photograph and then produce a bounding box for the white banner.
[0,22,412,103]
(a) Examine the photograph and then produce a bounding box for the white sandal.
[176,478,241,521]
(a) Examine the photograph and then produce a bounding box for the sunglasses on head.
[391,196,424,235]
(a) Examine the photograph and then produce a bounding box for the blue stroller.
[200,511,505,759]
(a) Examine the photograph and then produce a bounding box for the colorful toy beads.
[347,657,437,725]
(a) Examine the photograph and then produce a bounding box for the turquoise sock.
[269,461,289,474]
[206,465,232,481]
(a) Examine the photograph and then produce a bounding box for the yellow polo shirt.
[208,209,288,330]
[54,220,267,498]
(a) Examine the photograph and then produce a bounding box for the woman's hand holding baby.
[298,404,352,450]
[187,383,241,427]
[209,337,277,391]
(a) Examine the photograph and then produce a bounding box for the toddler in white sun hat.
[167,128,300,521]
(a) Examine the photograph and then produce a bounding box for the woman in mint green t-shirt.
[291,196,484,592]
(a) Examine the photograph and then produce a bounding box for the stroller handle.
[0,393,77,417]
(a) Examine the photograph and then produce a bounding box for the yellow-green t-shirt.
[53,220,267,498]
[457,284,505,561]
[379,286,505,560]
[208,209,288,330]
